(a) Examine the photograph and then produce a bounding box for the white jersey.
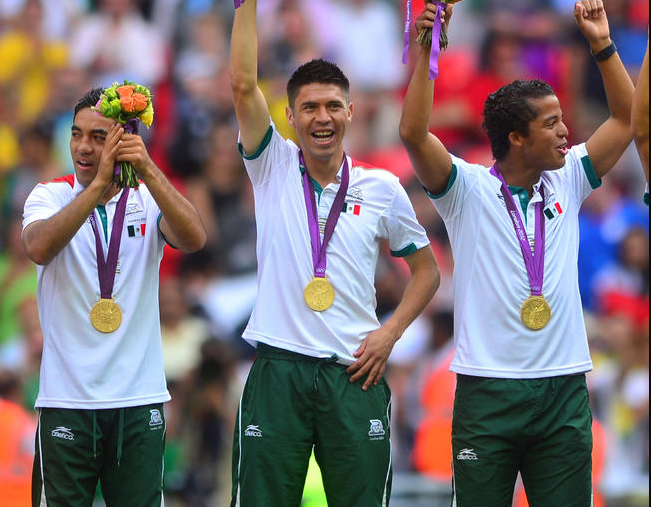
[23,175,171,409]
[241,124,430,364]
[430,143,599,378]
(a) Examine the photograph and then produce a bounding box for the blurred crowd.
[0,0,648,506]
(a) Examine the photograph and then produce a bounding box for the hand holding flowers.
[93,81,154,188]
[415,0,461,50]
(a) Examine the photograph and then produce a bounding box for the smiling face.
[286,83,352,164]
[517,95,569,171]
[69,107,115,187]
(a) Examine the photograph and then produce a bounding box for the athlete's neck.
[497,156,542,197]
[99,184,121,206]
[302,150,345,188]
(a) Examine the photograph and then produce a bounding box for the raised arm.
[575,0,635,179]
[632,37,649,183]
[22,124,123,266]
[117,133,206,253]
[230,0,271,154]
[399,3,453,195]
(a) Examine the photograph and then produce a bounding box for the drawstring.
[313,354,338,392]
[117,408,124,466]
[92,411,97,459]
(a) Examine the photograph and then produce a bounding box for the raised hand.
[574,0,611,48]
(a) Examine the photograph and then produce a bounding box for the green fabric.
[508,185,530,223]
[391,243,418,257]
[581,155,602,190]
[424,164,458,199]
[451,374,593,506]
[96,205,108,242]
[238,126,273,160]
[0,254,37,345]
[33,404,166,507]
[231,344,392,507]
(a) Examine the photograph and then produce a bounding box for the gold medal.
[90,298,122,333]
[304,277,335,312]
[520,295,551,331]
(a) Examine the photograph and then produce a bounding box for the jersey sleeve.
[559,143,601,205]
[425,155,480,221]
[238,121,295,189]
[380,181,430,257]
[22,183,67,230]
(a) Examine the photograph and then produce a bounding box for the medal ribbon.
[402,0,445,80]
[300,152,349,279]
[490,164,545,295]
[89,189,129,299]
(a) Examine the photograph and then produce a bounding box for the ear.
[508,131,525,148]
[286,106,295,129]
[347,102,354,123]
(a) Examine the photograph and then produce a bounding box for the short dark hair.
[286,59,350,108]
[73,88,104,120]
[482,79,556,161]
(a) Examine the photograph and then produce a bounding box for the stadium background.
[0,0,648,505]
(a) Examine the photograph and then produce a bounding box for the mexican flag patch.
[342,203,361,215]
[544,202,563,220]
[128,223,146,237]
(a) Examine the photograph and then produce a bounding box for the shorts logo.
[368,419,386,440]
[245,425,262,437]
[457,448,478,461]
[149,409,163,427]
[51,426,75,441]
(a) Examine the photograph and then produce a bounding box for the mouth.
[556,144,569,156]
[311,130,335,145]
[76,159,94,171]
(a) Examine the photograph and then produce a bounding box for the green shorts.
[451,374,593,507]
[32,404,166,507]
[231,343,393,507]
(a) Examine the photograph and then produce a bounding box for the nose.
[558,121,569,139]
[78,136,93,154]
[315,105,330,123]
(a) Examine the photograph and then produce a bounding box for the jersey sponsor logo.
[244,425,262,438]
[368,419,386,440]
[126,203,144,215]
[544,201,564,220]
[346,186,364,202]
[456,448,478,461]
[127,223,146,237]
[51,426,75,441]
[149,409,164,427]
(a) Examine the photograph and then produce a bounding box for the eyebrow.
[71,125,109,136]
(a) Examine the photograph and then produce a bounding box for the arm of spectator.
[399,3,454,196]
[230,0,271,155]
[347,246,440,390]
[575,0,635,179]
[632,36,649,183]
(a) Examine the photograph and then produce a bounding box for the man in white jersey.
[229,1,440,506]
[22,88,206,507]
[399,1,634,506]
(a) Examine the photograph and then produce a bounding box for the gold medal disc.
[304,277,335,312]
[520,295,551,331]
[90,298,122,333]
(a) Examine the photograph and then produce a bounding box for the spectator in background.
[68,0,167,87]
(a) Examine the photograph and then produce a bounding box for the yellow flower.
[140,104,154,127]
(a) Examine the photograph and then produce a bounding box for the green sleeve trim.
[644,193,649,207]
[238,126,273,160]
[391,243,418,257]
[581,155,602,190]
[158,212,178,249]
[424,164,457,199]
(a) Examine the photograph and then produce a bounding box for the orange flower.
[120,95,135,112]
[131,92,148,112]
[116,85,135,98]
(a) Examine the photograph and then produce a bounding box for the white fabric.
[431,143,596,378]
[241,124,430,364]
[23,175,170,408]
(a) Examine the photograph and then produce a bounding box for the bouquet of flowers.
[92,81,154,188]
[416,0,464,50]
